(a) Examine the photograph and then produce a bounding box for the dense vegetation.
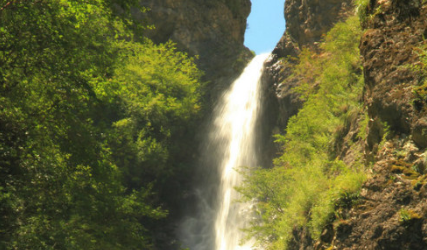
[238,16,367,249]
[0,0,202,249]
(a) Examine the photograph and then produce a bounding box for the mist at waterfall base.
[179,54,270,250]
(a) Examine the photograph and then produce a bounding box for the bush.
[238,15,366,249]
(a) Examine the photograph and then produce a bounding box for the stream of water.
[213,53,269,250]
[180,53,270,250]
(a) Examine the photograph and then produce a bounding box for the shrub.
[399,208,422,223]
[238,15,366,249]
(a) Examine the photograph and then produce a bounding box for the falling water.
[179,53,269,250]
[213,53,270,250]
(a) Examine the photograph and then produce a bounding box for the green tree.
[100,40,203,215]
[0,0,202,248]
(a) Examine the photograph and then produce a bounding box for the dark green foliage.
[0,0,202,248]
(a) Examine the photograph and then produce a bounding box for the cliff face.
[326,1,427,249]
[137,0,253,102]
[361,0,427,155]
[258,0,354,167]
[273,0,353,58]
[266,0,353,126]
[267,0,427,249]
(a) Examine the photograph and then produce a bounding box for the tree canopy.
[0,0,203,248]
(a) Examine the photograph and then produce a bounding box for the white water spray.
[179,53,269,250]
[213,53,270,250]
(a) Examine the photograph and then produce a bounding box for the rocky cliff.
[137,0,253,103]
[325,1,427,249]
[266,0,354,125]
[258,0,354,167]
[263,0,427,249]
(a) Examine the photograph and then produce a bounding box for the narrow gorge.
[154,0,427,249]
[1,0,427,249]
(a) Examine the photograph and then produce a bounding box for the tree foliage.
[238,16,367,249]
[0,0,202,248]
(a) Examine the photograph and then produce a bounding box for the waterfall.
[180,53,270,250]
[213,53,269,250]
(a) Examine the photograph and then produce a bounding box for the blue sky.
[244,0,286,55]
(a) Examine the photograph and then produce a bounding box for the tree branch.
[1,1,16,12]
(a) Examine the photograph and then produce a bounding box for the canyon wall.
[137,0,253,103]
[263,0,427,249]
[327,1,427,249]
[258,0,354,166]
[266,0,353,127]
